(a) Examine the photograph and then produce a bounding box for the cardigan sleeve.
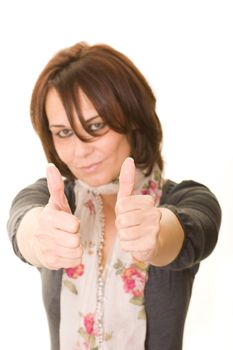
[159,180,222,270]
[7,178,50,262]
[7,178,75,263]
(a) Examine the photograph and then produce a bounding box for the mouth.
[79,161,102,173]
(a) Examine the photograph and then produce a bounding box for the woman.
[7,42,221,350]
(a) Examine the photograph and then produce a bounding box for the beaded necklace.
[96,194,105,348]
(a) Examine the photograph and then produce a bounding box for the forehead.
[45,88,98,123]
[78,89,97,119]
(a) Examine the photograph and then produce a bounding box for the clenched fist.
[33,164,83,269]
[115,158,161,262]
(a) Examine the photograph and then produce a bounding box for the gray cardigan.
[7,178,221,349]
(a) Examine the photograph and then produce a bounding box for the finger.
[47,163,71,213]
[41,207,80,233]
[118,226,142,241]
[37,229,81,249]
[117,157,135,200]
[48,246,83,260]
[116,207,160,231]
[44,255,83,270]
[116,194,155,214]
[120,232,156,252]
[115,209,141,230]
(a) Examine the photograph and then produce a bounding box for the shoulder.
[160,178,222,231]
[10,178,49,208]
[10,177,75,209]
[161,179,210,200]
[161,179,221,213]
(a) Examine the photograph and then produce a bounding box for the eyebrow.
[50,124,67,128]
[49,115,102,128]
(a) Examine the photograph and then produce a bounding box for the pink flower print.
[65,263,85,279]
[141,180,158,196]
[124,276,136,292]
[121,267,146,298]
[114,260,148,319]
[78,312,112,348]
[84,199,95,215]
[78,313,98,348]
[83,313,95,335]
[148,180,158,191]
[141,188,151,195]
[141,179,162,206]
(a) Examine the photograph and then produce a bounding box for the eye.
[88,121,106,134]
[56,129,74,138]
[88,122,106,132]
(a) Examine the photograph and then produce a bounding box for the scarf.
[60,166,162,350]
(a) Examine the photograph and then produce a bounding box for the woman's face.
[45,88,131,186]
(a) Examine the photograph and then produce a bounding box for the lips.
[79,161,102,173]
[80,161,101,169]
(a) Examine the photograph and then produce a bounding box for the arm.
[16,206,44,267]
[157,180,222,270]
[149,207,184,267]
[115,159,221,269]
[7,178,50,263]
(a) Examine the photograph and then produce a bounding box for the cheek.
[111,135,131,156]
[53,140,73,164]
[102,134,131,173]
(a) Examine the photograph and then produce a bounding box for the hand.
[115,158,161,262]
[33,164,83,270]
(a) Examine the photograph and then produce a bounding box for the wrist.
[132,236,161,264]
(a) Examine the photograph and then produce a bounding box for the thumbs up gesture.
[33,164,83,270]
[115,158,161,262]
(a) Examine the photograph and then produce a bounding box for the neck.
[101,193,117,208]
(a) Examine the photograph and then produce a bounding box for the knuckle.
[70,258,82,269]
[71,235,80,248]
[34,228,43,239]
[116,215,126,229]
[69,217,80,233]
[44,254,59,269]
[150,208,161,223]
[37,214,46,229]
[145,231,156,249]
[118,229,126,240]
[146,238,155,250]
[39,243,49,255]
[77,246,84,258]
[120,240,129,252]
[68,246,83,260]
[115,218,120,230]
[115,198,125,214]
[145,195,155,206]
[115,204,120,215]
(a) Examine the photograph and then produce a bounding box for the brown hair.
[30,41,163,179]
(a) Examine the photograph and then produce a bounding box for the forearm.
[149,208,184,267]
[16,207,44,267]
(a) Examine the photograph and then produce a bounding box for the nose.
[73,135,94,159]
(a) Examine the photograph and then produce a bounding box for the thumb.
[47,163,71,213]
[117,157,136,200]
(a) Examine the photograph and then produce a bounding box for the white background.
[0,1,232,349]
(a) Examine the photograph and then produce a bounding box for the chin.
[86,178,111,187]
[81,173,117,187]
